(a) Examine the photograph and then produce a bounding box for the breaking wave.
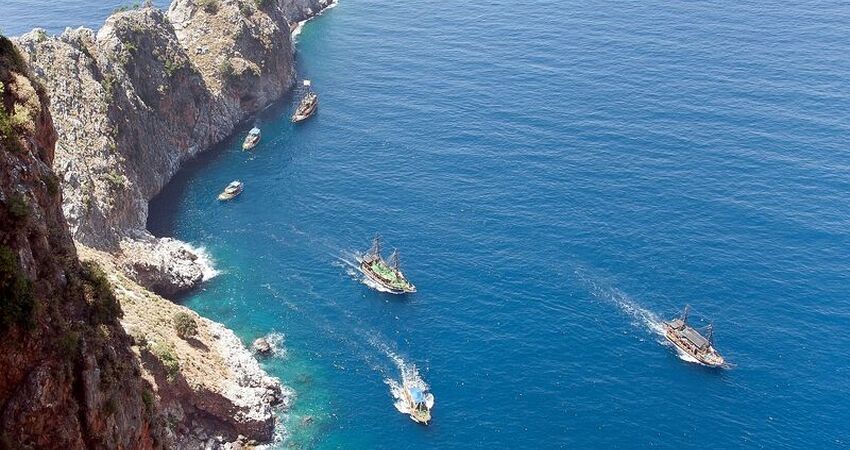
[187,243,221,281]
[262,332,288,358]
[291,0,340,41]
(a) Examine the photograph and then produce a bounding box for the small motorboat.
[291,80,318,123]
[242,127,261,150]
[218,180,243,201]
[396,384,434,425]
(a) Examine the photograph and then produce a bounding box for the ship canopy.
[681,327,709,349]
[248,127,260,136]
[409,387,426,404]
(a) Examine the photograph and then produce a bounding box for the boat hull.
[359,261,416,294]
[218,187,243,201]
[292,99,318,123]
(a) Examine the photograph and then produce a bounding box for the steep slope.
[16,0,333,296]
[0,36,161,449]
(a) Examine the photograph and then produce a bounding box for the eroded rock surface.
[16,0,331,295]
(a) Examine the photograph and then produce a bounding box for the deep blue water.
[6,0,850,448]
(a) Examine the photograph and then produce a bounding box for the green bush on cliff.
[150,341,180,381]
[0,103,23,154]
[0,245,35,333]
[6,193,28,220]
[81,261,123,324]
[173,311,198,339]
[218,59,235,79]
[42,173,60,196]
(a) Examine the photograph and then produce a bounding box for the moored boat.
[395,383,434,425]
[291,80,318,123]
[358,235,416,294]
[242,127,261,150]
[663,306,725,367]
[217,180,243,201]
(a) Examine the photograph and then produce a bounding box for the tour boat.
[663,306,725,367]
[291,80,318,123]
[395,383,434,425]
[242,127,261,150]
[217,180,243,201]
[358,235,416,294]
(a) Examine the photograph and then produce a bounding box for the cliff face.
[1,0,334,447]
[0,36,161,448]
[16,0,332,296]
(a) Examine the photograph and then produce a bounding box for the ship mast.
[705,323,714,344]
[369,234,382,257]
[681,304,691,324]
[389,249,401,270]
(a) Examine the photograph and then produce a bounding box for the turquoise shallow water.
[6,0,850,448]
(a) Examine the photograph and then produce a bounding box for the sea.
[4,0,850,448]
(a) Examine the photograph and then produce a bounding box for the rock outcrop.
[0,36,161,448]
[15,0,332,296]
[80,246,291,447]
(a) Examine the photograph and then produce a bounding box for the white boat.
[242,127,261,150]
[291,80,318,123]
[218,180,243,201]
[395,384,434,425]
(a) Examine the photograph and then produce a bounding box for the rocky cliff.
[16,0,333,296]
[0,36,161,449]
[0,0,334,447]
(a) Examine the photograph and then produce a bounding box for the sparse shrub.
[58,330,81,360]
[0,105,22,153]
[0,245,35,333]
[173,311,198,339]
[6,193,28,220]
[218,59,235,79]
[199,0,219,14]
[254,0,271,8]
[113,2,141,13]
[104,170,126,189]
[150,341,180,381]
[43,173,60,196]
[142,389,155,412]
[81,260,123,324]
[163,56,181,78]
[123,41,138,56]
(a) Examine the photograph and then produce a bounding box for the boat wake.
[384,351,430,416]
[578,271,665,337]
[576,269,720,365]
[335,250,397,294]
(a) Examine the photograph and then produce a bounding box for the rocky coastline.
[2,0,335,447]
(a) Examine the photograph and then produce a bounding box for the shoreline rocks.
[252,338,273,355]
